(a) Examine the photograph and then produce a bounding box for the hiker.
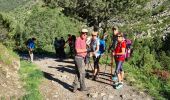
[54,37,60,57]
[112,32,126,89]
[70,35,76,57]
[27,37,36,62]
[66,34,73,57]
[108,27,121,80]
[59,37,66,58]
[88,31,100,80]
[108,27,119,52]
[72,28,89,92]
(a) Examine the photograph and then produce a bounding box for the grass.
[124,62,170,100]
[19,60,43,100]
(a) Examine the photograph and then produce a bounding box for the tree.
[44,0,140,31]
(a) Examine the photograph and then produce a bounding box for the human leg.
[29,50,33,62]
[115,61,124,89]
[74,56,86,90]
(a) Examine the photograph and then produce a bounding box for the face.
[92,34,97,39]
[113,29,118,35]
[81,32,87,39]
[117,35,123,42]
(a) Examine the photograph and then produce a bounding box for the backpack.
[25,38,32,47]
[114,38,132,61]
[124,39,132,60]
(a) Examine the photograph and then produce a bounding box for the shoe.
[113,82,119,86]
[112,76,118,81]
[72,83,78,93]
[92,75,97,81]
[86,72,90,78]
[80,87,90,91]
[115,83,123,89]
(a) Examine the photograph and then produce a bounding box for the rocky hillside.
[117,0,170,39]
[0,43,23,99]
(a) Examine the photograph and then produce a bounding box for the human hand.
[112,52,115,56]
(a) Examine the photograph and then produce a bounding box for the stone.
[138,91,145,96]
[120,94,126,99]
[53,94,58,98]
[100,92,106,97]
[87,92,98,98]
[102,95,108,100]
[108,95,114,99]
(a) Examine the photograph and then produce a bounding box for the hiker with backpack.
[112,32,126,89]
[54,37,60,57]
[58,37,66,58]
[26,37,36,62]
[70,35,76,57]
[72,29,90,93]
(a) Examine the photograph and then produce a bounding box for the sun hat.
[81,29,88,33]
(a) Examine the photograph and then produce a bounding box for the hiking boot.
[92,75,97,81]
[80,87,90,91]
[113,82,119,86]
[115,83,123,89]
[86,72,90,79]
[72,87,78,93]
[72,83,78,93]
[112,76,118,81]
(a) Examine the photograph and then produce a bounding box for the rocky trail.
[28,55,153,100]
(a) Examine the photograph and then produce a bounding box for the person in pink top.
[72,28,89,93]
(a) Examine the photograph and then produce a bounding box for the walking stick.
[104,54,109,75]
[110,53,113,84]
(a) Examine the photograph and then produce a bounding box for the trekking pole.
[110,53,113,84]
[104,53,109,75]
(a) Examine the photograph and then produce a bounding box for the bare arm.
[115,48,126,55]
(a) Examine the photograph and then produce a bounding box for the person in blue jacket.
[27,37,36,62]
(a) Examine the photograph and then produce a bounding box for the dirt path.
[33,57,152,100]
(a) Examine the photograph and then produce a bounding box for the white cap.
[81,29,88,33]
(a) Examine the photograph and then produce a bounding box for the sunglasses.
[92,35,97,36]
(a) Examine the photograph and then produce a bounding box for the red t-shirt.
[114,41,126,61]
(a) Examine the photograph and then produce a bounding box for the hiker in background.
[108,27,120,81]
[70,35,76,57]
[27,37,36,62]
[54,37,60,57]
[108,27,119,52]
[66,34,73,57]
[59,37,66,58]
[89,31,100,80]
[72,28,89,93]
[112,32,126,89]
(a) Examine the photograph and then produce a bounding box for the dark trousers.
[93,56,101,69]
[73,56,86,90]
[59,47,65,58]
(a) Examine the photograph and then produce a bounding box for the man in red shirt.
[72,28,89,92]
[112,32,126,89]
